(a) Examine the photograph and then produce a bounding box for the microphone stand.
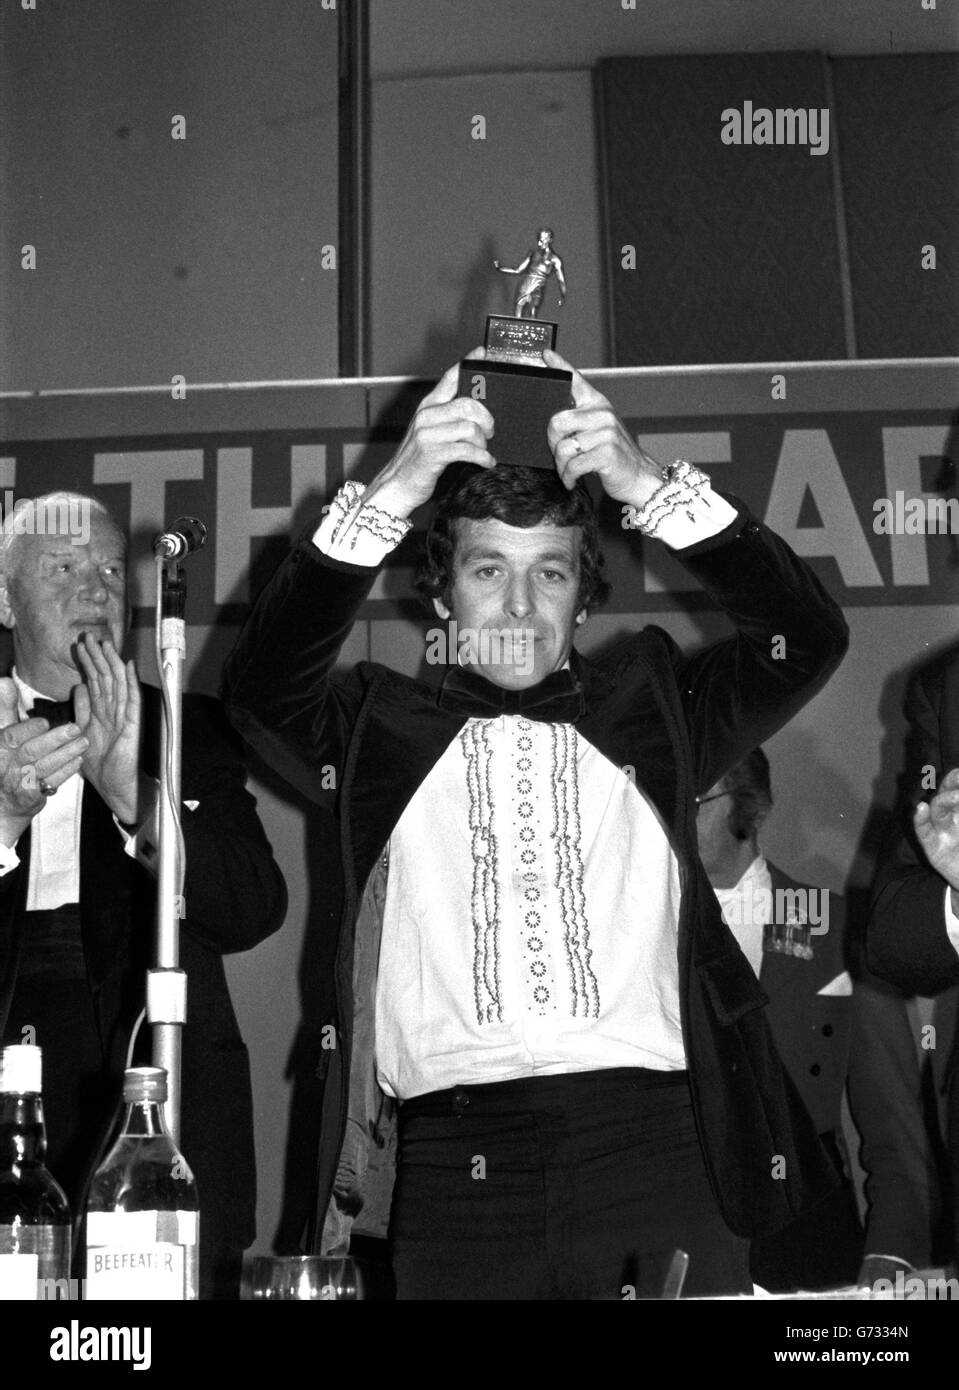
[148,555,189,1143]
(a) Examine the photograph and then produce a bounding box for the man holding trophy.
[223,268,849,1299]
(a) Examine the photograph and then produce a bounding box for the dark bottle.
[84,1066,199,1300]
[0,1044,71,1300]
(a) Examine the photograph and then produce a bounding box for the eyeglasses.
[695,791,732,806]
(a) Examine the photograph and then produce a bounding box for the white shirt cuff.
[115,779,161,872]
[651,486,738,550]
[0,839,21,876]
[115,816,141,862]
[313,482,412,568]
[943,884,959,958]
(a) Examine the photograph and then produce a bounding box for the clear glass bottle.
[84,1066,199,1300]
[0,1043,71,1300]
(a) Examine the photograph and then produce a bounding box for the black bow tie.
[437,666,585,724]
[29,696,76,728]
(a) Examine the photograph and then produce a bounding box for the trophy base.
[485,315,558,366]
[458,356,572,472]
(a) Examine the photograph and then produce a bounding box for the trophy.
[457,228,572,470]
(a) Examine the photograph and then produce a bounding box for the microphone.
[153,517,208,560]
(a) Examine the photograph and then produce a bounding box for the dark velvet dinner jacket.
[223,498,850,1240]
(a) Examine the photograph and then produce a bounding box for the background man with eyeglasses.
[696,748,863,1291]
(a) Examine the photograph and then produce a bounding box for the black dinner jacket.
[0,682,287,1270]
[758,864,851,1138]
[868,646,959,1248]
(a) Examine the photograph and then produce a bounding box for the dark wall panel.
[834,54,959,358]
[597,53,845,365]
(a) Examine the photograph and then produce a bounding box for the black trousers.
[389,1067,751,1300]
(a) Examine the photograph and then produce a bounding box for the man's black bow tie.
[29,696,76,728]
[437,666,585,723]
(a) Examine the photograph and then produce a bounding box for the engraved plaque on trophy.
[457,228,573,471]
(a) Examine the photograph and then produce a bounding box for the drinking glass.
[250,1255,362,1300]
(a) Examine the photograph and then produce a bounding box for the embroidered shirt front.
[374,715,686,1100]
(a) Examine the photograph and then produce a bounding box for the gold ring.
[39,780,55,797]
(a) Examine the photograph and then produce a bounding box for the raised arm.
[670,512,849,793]
[544,350,849,792]
[492,253,532,275]
[222,361,494,805]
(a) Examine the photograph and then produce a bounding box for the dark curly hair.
[413,465,611,615]
[721,748,773,841]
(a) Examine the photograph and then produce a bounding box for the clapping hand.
[73,634,141,825]
[914,767,959,892]
[0,679,89,834]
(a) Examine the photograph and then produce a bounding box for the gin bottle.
[84,1066,199,1300]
